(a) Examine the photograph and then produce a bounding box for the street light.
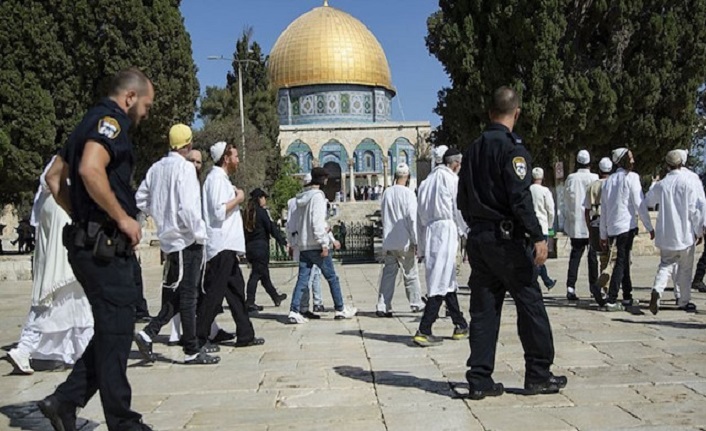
[207,54,259,160]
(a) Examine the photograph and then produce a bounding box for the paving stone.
[0,257,705,431]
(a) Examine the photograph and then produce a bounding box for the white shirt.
[641,169,702,250]
[135,152,206,254]
[202,166,245,260]
[381,184,418,251]
[530,183,555,236]
[564,169,598,238]
[600,168,653,239]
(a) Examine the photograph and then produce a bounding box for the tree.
[427,0,706,177]
[0,0,199,208]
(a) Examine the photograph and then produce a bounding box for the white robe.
[417,165,464,297]
[16,161,94,364]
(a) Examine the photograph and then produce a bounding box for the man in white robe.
[376,163,425,317]
[413,148,468,347]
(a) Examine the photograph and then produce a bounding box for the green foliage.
[427,0,706,177]
[269,159,302,220]
[0,0,198,207]
[198,29,287,207]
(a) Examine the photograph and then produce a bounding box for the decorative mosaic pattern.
[278,86,393,125]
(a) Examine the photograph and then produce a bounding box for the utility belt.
[470,220,527,241]
[63,221,134,261]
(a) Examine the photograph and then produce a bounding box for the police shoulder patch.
[97,117,121,140]
[512,157,527,179]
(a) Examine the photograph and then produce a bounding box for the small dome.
[269,4,395,94]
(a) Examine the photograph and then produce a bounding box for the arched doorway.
[322,161,342,202]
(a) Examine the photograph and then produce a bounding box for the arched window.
[363,151,375,171]
[400,150,409,166]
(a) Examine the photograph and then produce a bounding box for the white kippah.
[532,167,544,180]
[598,157,613,173]
[396,163,410,176]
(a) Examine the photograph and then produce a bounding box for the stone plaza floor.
[0,255,705,430]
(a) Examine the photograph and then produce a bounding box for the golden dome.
[269,4,395,94]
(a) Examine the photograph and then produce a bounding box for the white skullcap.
[677,149,688,165]
[303,172,312,184]
[532,167,544,180]
[576,150,590,165]
[396,163,410,176]
[210,141,227,162]
[599,157,613,173]
[665,150,683,167]
[611,148,629,164]
[433,145,448,165]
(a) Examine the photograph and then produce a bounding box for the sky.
[179,0,449,127]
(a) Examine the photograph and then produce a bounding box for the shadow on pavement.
[0,401,99,430]
[611,318,706,330]
[333,365,460,398]
[337,329,416,347]
[248,312,291,325]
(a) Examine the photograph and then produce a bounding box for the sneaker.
[7,348,33,374]
[452,326,469,340]
[413,331,443,347]
[313,304,326,313]
[375,310,393,318]
[334,306,358,320]
[544,279,556,290]
[605,302,624,312]
[201,342,220,353]
[134,331,156,362]
[273,293,287,307]
[210,329,235,344]
[679,302,697,313]
[524,374,568,395]
[184,351,220,365]
[693,281,706,293]
[649,290,660,315]
[288,311,309,324]
[566,292,579,301]
[468,382,504,400]
[301,311,321,320]
[410,305,425,313]
[621,298,638,307]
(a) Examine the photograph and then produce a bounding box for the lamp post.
[207,54,258,160]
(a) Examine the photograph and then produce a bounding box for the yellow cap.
[169,124,192,150]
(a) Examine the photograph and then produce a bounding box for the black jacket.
[245,206,287,248]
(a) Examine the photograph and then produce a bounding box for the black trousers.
[131,256,150,318]
[566,238,598,290]
[197,250,254,345]
[245,242,279,306]
[419,292,467,335]
[607,229,636,303]
[55,247,142,431]
[466,230,555,389]
[693,242,706,284]
[143,244,202,355]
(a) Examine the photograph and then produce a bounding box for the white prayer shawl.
[564,169,598,238]
[31,159,78,306]
[417,165,463,296]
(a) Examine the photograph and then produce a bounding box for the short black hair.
[108,67,151,97]
[489,86,519,117]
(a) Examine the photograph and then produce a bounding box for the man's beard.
[127,104,141,125]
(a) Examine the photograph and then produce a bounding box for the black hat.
[309,167,329,186]
[443,147,461,159]
[250,188,268,199]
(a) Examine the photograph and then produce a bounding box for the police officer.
[39,68,154,431]
[457,86,566,400]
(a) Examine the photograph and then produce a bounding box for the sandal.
[184,351,220,365]
[234,337,266,348]
[201,342,220,353]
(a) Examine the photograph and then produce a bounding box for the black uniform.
[457,123,555,390]
[244,206,287,308]
[52,98,144,430]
